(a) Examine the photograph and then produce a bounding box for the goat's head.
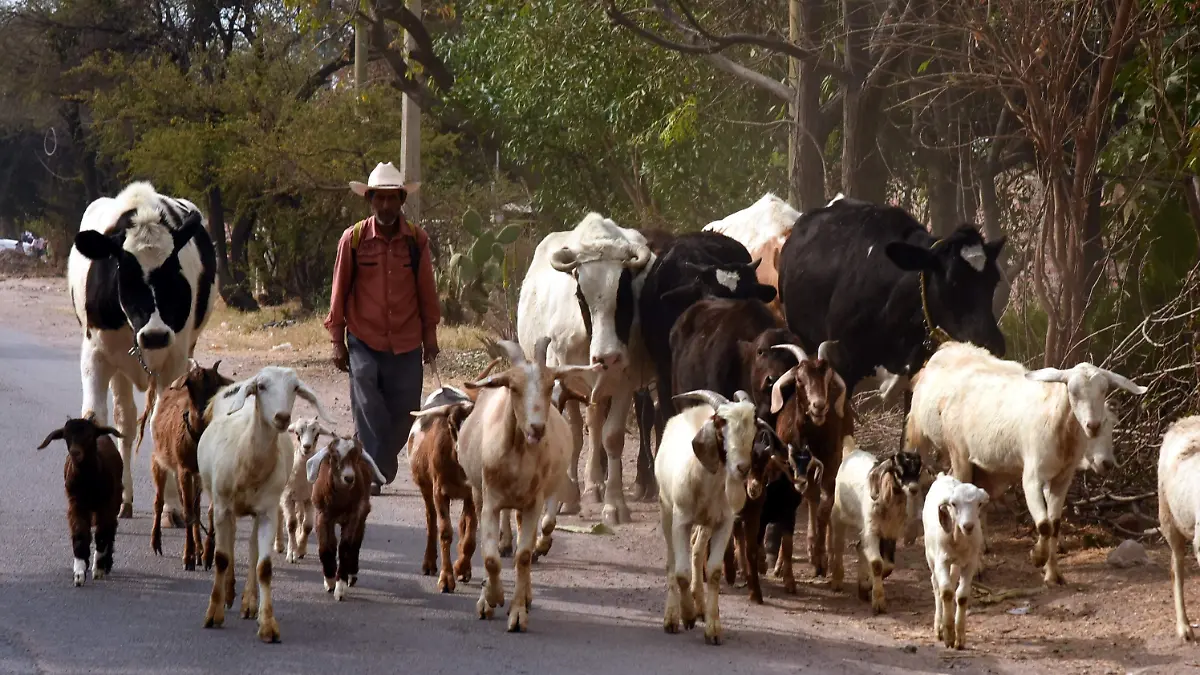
[169,358,234,415]
[307,434,386,489]
[288,417,331,459]
[463,337,599,447]
[672,389,756,482]
[411,401,475,453]
[1026,362,1146,475]
[867,444,920,510]
[38,415,121,465]
[223,365,332,432]
[769,341,846,427]
[739,327,801,421]
[935,474,990,538]
[745,418,791,500]
[785,439,825,497]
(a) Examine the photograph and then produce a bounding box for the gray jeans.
[347,333,423,484]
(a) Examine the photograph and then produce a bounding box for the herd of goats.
[33,181,1200,652]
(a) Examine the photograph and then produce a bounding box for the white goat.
[456,338,597,633]
[197,366,331,643]
[656,389,756,646]
[1157,416,1200,642]
[829,440,918,614]
[905,342,1146,585]
[922,473,989,649]
[275,417,330,563]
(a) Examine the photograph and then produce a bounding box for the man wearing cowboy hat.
[325,161,441,495]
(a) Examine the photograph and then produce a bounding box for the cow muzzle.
[138,329,173,351]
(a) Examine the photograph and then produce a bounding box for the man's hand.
[423,345,439,365]
[333,342,350,372]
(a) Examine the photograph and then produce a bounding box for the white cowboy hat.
[349,162,421,197]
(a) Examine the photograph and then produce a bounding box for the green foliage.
[442,208,521,321]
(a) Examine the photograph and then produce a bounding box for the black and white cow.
[777,195,1006,399]
[68,181,218,520]
[516,212,655,527]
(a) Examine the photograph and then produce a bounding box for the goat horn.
[672,389,730,411]
[770,343,810,363]
[534,336,551,367]
[495,339,526,366]
[734,390,751,403]
[816,340,838,362]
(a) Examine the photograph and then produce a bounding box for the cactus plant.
[442,208,521,320]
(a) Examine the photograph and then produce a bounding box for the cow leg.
[80,343,125,510]
[559,400,584,516]
[583,401,607,505]
[601,391,633,526]
[111,373,138,519]
[631,388,658,502]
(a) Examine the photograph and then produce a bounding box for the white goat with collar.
[198,365,331,643]
[656,389,756,646]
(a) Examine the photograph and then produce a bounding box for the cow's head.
[683,258,777,304]
[75,207,205,354]
[550,216,653,371]
[884,225,1007,357]
[739,327,801,422]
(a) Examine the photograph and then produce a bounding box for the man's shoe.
[370,482,382,496]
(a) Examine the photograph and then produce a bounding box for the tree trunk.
[840,0,887,204]
[790,0,827,211]
[207,185,258,311]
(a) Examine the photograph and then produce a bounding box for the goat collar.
[918,238,953,354]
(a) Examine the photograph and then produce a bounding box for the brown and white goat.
[410,400,477,593]
[149,359,232,571]
[276,417,331,563]
[456,337,597,632]
[307,434,386,601]
[768,342,853,579]
[38,416,124,586]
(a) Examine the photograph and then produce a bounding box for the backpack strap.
[348,220,366,294]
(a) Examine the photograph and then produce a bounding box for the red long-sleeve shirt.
[324,215,441,355]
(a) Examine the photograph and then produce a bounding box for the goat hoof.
[498,545,514,559]
[857,586,870,602]
[1179,624,1195,642]
[438,572,455,593]
[323,577,335,593]
[630,482,646,501]
[421,560,436,575]
[73,575,84,587]
[348,575,357,587]
[119,503,133,519]
[184,559,195,572]
[257,618,280,644]
[663,620,680,634]
[749,591,763,605]
[334,580,347,601]
[704,624,723,645]
[582,487,603,505]
[683,617,697,630]
[477,597,494,620]
[783,579,797,594]
[168,509,186,529]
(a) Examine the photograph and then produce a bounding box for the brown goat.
[149,359,233,571]
[39,416,124,586]
[308,434,386,601]
[410,400,477,593]
[768,342,854,579]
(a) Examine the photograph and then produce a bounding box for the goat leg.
[435,491,456,593]
[454,494,476,583]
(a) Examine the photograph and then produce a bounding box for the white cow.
[702,193,800,318]
[517,212,655,526]
[68,181,218,520]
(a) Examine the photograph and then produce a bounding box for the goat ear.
[287,421,300,434]
[295,379,334,425]
[464,372,512,390]
[831,372,848,417]
[305,447,329,484]
[868,464,884,501]
[357,449,387,486]
[691,418,724,474]
[1099,368,1148,396]
[938,503,953,533]
[224,380,257,415]
[95,425,122,439]
[771,368,796,414]
[37,428,64,450]
[168,373,189,390]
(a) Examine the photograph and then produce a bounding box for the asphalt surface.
[0,327,976,675]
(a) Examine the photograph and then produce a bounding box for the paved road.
[0,327,980,675]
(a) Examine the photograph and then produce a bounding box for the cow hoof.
[602,504,630,527]
[557,501,581,516]
[631,483,647,501]
[583,487,603,505]
[119,503,133,519]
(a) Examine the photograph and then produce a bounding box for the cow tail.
[134,375,157,456]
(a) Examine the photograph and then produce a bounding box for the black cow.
[777,197,1006,397]
[639,231,777,434]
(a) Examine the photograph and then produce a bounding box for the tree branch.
[369,0,454,93]
[295,42,354,102]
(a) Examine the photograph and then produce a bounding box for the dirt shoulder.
[3,274,1200,674]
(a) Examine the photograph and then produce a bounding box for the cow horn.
[673,389,730,411]
[816,341,838,363]
[534,337,551,367]
[770,343,810,363]
[496,339,526,365]
[626,243,652,270]
[550,247,580,272]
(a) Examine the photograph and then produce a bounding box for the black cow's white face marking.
[75,208,204,351]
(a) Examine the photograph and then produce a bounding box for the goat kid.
[39,416,124,586]
[923,473,989,649]
[410,399,477,593]
[275,417,331,563]
[307,434,385,600]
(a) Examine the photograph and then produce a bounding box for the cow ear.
[691,417,724,474]
[172,210,204,253]
[74,230,122,261]
[985,236,1006,261]
[884,242,940,272]
[938,503,953,533]
[752,283,777,303]
[737,340,756,365]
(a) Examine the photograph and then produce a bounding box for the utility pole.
[400,0,422,223]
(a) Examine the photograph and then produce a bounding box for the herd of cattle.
[35,180,1200,650]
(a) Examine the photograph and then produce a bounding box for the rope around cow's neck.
[918,238,953,349]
